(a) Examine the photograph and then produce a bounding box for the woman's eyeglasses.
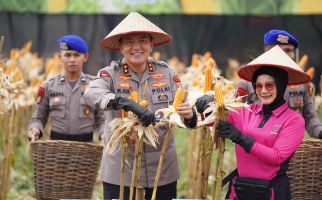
[254,82,276,93]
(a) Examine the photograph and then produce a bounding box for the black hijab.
[252,66,288,113]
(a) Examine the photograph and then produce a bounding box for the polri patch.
[152,86,170,94]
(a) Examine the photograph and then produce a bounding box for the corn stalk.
[151,124,172,200]
[213,108,227,200]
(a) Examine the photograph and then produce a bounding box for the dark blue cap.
[264,29,299,48]
[57,35,88,53]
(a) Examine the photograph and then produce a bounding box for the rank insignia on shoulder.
[84,107,92,116]
[120,82,132,89]
[122,64,130,75]
[152,73,166,79]
[152,81,168,87]
[100,70,111,78]
[148,63,154,73]
[119,75,131,81]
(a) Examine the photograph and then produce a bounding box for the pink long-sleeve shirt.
[228,102,305,199]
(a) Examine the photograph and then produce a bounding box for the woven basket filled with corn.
[31,140,103,199]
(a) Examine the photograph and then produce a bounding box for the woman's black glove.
[195,94,214,114]
[217,121,254,153]
[112,96,156,126]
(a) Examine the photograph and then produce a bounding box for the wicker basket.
[287,139,322,200]
[31,140,103,199]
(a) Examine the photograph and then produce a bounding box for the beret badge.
[60,42,68,50]
[276,34,289,44]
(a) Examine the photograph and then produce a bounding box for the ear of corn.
[129,91,139,103]
[173,88,185,111]
[204,66,213,92]
[139,100,148,108]
[222,82,234,94]
[191,54,199,68]
[298,54,308,69]
[208,58,216,69]
[214,85,224,107]
[306,67,315,78]
[203,51,212,61]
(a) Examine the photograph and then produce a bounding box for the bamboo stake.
[135,138,144,200]
[119,136,126,200]
[1,109,15,200]
[151,124,173,200]
[193,128,202,198]
[129,136,139,200]
[214,108,226,200]
[198,126,208,198]
[119,110,126,200]
[186,128,198,197]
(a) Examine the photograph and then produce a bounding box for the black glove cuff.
[237,134,255,153]
[184,108,198,128]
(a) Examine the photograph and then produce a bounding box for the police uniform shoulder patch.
[99,69,111,78]
[36,86,46,104]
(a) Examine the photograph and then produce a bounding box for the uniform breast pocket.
[49,96,66,118]
[79,97,94,119]
[151,92,174,110]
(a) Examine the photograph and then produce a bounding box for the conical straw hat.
[238,45,311,85]
[100,12,172,50]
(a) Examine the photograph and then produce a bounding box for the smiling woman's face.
[119,33,153,70]
[254,74,277,105]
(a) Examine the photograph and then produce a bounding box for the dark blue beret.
[264,29,299,48]
[57,35,88,53]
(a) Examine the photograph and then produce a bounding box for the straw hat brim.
[237,45,311,85]
[100,12,172,51]
[238,64,311,85]
[100,31,172,51]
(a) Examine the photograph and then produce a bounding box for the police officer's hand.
[112,96,156,126]
[217,121,254,153]
[195,94,214,114]
[28,127,40,142]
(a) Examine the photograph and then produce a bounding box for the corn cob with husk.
[306,67,315,79]
[298,54,308,69]
[213,84,226,200]
[306,67,316,100]
[198,60,215,199]
[151,87,187,200]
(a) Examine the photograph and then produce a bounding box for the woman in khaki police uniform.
[28,35,105,142]
[237,29,322,139]
[84,12,197,200]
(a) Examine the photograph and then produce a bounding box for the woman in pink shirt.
[195,46,311,200]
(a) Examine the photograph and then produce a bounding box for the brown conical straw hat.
[100,12,172,50]
[238,45,311,85]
